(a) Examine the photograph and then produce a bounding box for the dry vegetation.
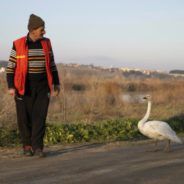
[1,65,184,128]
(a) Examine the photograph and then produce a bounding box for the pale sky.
[1,0,184,71]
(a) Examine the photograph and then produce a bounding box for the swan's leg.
[164,140,171,152]
[153,140,159,151]
[146,140,160,152]
[152,140,160,152]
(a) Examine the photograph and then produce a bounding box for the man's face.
[32,26,46,40]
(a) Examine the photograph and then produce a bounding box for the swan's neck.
[138,100,151,129]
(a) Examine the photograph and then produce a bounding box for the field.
[1,64,184,145]
[1,64,184,128]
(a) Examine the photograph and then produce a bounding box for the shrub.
[1,118,183,147]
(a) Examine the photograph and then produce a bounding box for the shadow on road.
[46,143,105,157]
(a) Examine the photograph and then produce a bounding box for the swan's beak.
[143,96,147,100]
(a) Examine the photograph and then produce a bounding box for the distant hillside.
[0,60,8,67]
[1,61,183,80]
[57,63,183,80]
[170,70,184,75]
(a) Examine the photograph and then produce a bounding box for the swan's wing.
[144,121,176,139]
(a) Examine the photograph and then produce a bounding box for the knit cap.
[27,14,45,31]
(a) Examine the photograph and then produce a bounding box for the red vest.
[14,36,53,95]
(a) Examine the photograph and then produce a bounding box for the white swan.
[138,95,182,151]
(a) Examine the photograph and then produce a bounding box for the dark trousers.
[15,77,50,151]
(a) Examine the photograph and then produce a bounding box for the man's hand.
[53,85,60,96]
[8,88,16,96]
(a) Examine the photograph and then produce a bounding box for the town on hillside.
[0,60,184,79]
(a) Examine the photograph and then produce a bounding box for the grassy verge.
[0,119,184,147]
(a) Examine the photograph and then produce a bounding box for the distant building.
[143,70,151,75]
[0,67,5,73]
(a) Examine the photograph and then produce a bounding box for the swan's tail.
[171,135,183,144]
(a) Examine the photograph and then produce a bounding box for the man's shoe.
[23,146,33,156]
[34,149,46,158]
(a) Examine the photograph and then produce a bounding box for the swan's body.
[138,96,182,151]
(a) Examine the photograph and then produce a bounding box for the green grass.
[0,119,183,147]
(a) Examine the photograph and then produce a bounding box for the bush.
[0,128,20,146]
[0,118,183,147]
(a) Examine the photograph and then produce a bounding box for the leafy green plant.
[0,128,20,146]
[0,118,184,147]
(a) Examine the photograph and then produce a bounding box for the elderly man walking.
[6,14,60,157]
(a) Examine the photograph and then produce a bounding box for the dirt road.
[0,140,184,184]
